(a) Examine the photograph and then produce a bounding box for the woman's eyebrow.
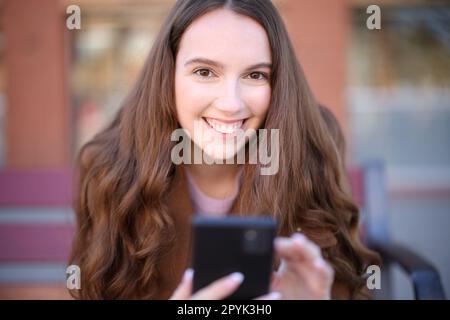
[184,57,272,71]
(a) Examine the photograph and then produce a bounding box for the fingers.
[191,272,244,300]
[274,233,321,263]
[311,258,334,291]
[170,268,194,300]
[255,291,282,300]
[273,233,334,299]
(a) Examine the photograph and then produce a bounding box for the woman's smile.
[202,117,248,136]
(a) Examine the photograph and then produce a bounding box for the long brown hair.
[70,0,379,299]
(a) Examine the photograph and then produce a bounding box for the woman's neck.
[184,163,243,199]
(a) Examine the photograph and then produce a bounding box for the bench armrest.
[369,239,446,300]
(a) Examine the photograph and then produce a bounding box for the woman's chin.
[203,140,250,162]
[202,149,238,163]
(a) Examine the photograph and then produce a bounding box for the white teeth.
[204,118,244,134]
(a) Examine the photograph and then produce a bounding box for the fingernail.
[314,259,326,269]
[274,238,287,246]
[183,268,194,282]
[292,233,306,242]
[229,272,244,284]
[267,291,282,300]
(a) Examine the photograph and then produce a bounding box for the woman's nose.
[214,80,244,115]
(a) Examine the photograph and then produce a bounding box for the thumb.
[170,269,194,300]
[270,259,287,291]
[270,270,281,291]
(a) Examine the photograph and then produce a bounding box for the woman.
[69,0,379,300]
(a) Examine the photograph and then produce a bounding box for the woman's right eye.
[194,68,215,78]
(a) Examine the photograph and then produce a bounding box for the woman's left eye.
[246,72,268,80]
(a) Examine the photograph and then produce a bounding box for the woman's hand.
[170,269,281,300]
[271,233,334,300]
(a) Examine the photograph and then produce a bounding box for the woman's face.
[175,8,272,161]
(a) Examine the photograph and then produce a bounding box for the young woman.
[69,0,379,300]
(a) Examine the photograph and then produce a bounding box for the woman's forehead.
[177,8,272,66]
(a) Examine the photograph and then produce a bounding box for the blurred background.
[0,0,448,299]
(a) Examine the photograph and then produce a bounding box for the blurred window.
[70,1,174,152]
[348,4,450,190]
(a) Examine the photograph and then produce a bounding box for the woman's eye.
[194,68,214,78]
[247,72,268,80]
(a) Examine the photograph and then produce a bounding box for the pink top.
[184,167,244,216]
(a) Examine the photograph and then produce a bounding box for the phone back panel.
[192,215,276,299]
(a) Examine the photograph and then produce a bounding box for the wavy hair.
[69,0,379,299]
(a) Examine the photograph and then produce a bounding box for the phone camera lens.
[245,230,257,241]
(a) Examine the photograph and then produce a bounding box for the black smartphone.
[191,215,277,300]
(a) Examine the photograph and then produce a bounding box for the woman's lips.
[203,117,247,135]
